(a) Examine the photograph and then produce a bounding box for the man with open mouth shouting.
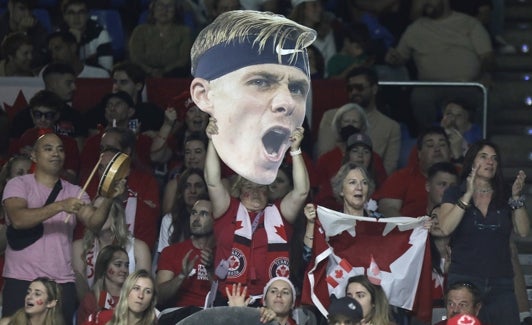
[190,10,316,185]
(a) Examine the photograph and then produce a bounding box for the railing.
[378,81,488,138]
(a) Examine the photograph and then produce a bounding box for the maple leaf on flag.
[234,220,243,230]
[3,90,28,121]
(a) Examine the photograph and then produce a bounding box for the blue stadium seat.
[32,9,52,33]
[89,9,125,60]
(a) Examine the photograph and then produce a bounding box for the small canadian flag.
[326,258,355,288]
[367,255,382,285]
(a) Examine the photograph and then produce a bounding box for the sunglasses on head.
[32,110,57,120]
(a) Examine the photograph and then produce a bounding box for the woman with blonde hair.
[72,200,151,302]
[0,277,64,325]
[84,270,158,325]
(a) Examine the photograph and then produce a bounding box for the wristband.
[289,148,302,156]
[509,195,526,210]
[456,198,470,210]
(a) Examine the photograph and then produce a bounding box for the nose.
[271,87,296,116]
[138,290,144,299]
[112,83,119,93]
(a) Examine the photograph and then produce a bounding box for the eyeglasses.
[347,83,370,92]
[32,111,57,120]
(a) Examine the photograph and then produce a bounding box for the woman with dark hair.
[129,0,192,77]
[438,140,529,324]
[345,275,395,325]
[157,168,207,253]
[77,245,130,324]
[0,277,64,325]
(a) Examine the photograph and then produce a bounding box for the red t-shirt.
[372,165,427,217]
[158,240,212,307]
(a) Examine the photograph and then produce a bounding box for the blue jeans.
[447,273,520,325]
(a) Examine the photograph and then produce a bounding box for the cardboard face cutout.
[193,64,308,185]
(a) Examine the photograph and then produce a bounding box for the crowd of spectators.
[0,0,530,325]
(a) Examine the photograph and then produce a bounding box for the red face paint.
[36,299,44,306]
[107,268,115,276]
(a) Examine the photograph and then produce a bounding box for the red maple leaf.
[334,269,343,279]
[235,220,243,231]
[274,224,287,241]
[329,221,413,273]
[3,90,28,121]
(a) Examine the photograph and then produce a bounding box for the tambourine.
[98,152,131,198]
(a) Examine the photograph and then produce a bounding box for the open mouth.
[262,127,290,158]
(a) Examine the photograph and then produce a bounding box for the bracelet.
[456,198,470,210]
[290,148,302,156]
[509,195,526,210]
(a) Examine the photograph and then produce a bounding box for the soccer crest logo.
[270,257,290,278]
[227,248,246,278]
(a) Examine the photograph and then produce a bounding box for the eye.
[288,82,307,95]
[248,78,271,88]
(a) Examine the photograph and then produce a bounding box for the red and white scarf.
[226,203,290,284]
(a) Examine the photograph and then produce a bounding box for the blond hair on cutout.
[191,10,316,75]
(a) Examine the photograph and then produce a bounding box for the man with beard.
[156,197,214,314]
[316,67,400,175]
[374,126,452,218]
[385,0,494,131]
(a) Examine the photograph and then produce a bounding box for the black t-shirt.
[83,101,164,133]
[442,185,513,278]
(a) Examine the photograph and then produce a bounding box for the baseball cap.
[102,91,135,109]
[446,314,482,325]
[328,296,363,323]
[347,133,372,151]
[291,0,316,8]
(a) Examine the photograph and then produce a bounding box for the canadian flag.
[301,206,433,323]
[367,255,382,285]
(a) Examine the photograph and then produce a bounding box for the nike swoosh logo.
[275,44,303,56]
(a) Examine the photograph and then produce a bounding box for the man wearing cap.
[80,91,157,175]
[327,296,363,325]
[190,10,316,185]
